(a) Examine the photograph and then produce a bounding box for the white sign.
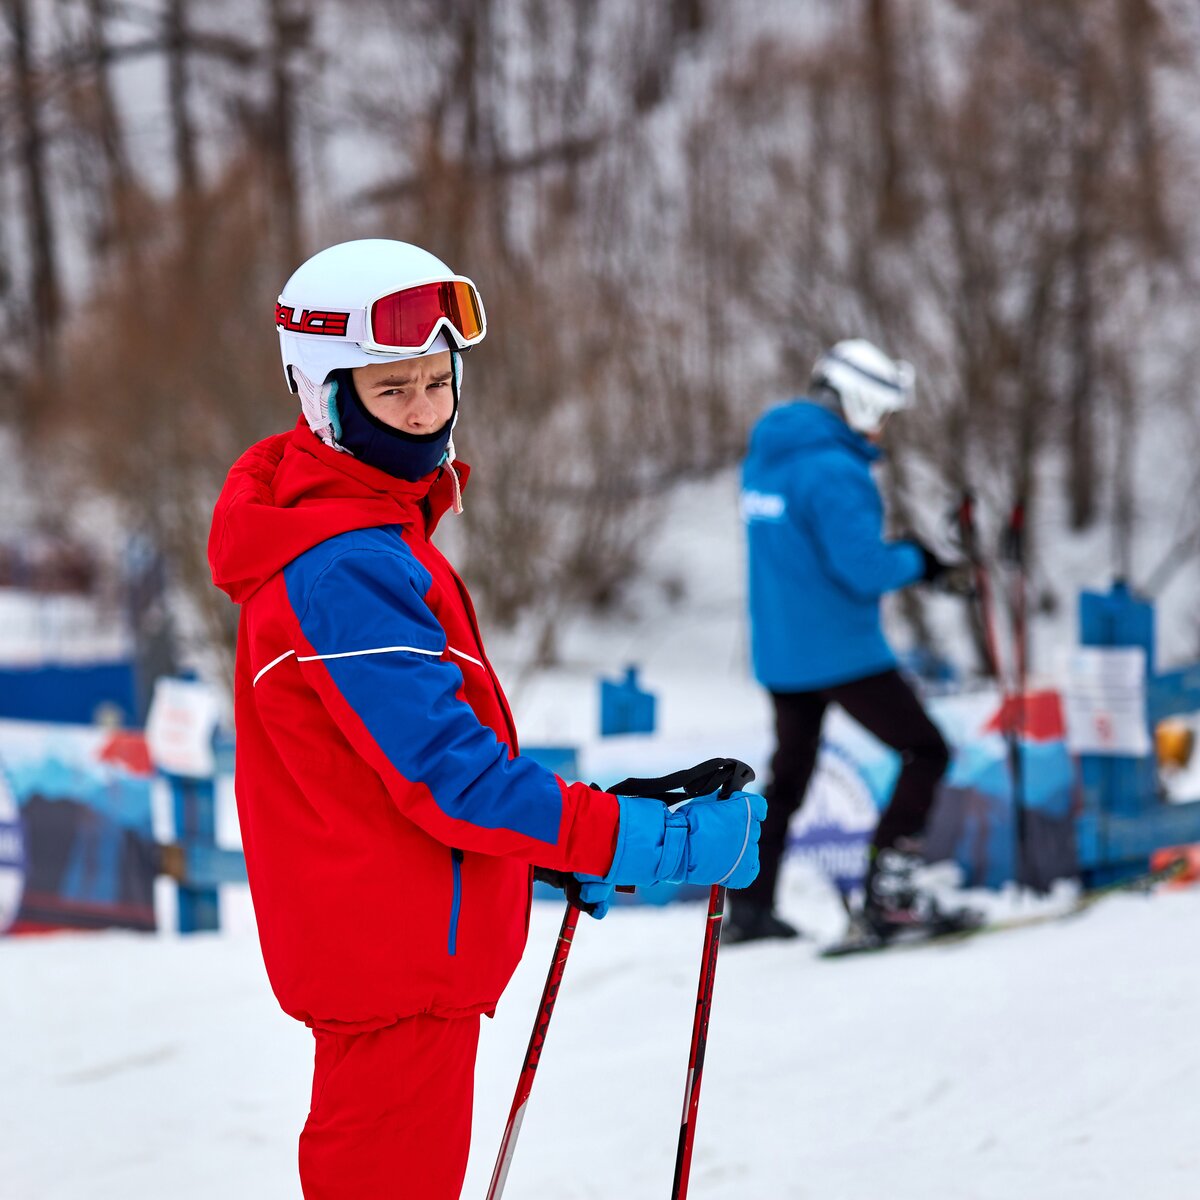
[1063,647,1151,757]
[145,677,222,778]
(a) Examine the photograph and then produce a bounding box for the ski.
[819,858,1188,960]
[820,905,985,958]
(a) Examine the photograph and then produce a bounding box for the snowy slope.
[2,869,1198,1199]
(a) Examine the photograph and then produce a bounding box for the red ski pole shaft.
[672,883,727,1200]
[973,558,1006,688]
[1006,499,1028,691]
[1004,498,1030,884]
[486,903,580,1200]
[955,492,1005,685]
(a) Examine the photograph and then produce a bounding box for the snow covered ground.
[3,865,1198,1200]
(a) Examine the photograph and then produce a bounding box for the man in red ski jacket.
[209,239,765,1198]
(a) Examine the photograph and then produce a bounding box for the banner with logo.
[0,720,158,934]
[790,689,1078,892]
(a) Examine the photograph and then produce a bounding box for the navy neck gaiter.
[332,366,457,481]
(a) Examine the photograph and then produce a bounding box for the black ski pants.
[743,668,950,910]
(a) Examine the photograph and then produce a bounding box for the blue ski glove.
[531,866,608,918]
[576,789,767,916]
[575,878,616,919]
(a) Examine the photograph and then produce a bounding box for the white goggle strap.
[293,367,345,451]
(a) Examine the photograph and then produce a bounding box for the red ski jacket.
[209,420,620,1033]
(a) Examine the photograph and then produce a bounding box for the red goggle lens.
[370,280,484,350]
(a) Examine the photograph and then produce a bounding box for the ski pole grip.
[608,757,756,804]
[601,760,756,898]
[714,760,755,799]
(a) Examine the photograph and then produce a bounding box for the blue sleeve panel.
[798,456,923,600]
[283,527,562,846]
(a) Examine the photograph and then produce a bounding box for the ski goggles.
[276,275,486,354]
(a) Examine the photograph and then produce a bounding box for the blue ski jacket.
[741,400,923,692]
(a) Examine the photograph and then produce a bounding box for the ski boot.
[862,844,931,936]
[861,842,982,941]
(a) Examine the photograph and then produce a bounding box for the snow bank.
[3,868,1198,1199]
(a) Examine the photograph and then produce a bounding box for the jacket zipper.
[448,847,464,956]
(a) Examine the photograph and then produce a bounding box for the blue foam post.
[168,773,221,933]
[1074,582,1200,885]
[599,665,657,737]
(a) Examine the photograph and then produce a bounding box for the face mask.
[331,365,458,482]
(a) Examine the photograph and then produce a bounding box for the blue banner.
[0,720,158,933]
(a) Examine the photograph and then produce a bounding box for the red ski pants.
[299,1013,482,1199]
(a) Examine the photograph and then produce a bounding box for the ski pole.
[1002,498,1028,689]
[490,873,633,1200]
[672,882,725,1199]
[486,902,580,1200]
[570,757,754,1198]
[489,758,753,1199]
[953,491,1005,682]
[1002,497,1034,890]
[671,760,754,1200]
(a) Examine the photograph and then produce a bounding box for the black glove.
[937,562,976,596]
[532,866,604,916]
[910,539,949,584]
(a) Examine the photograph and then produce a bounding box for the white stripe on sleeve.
[253,649,297,686]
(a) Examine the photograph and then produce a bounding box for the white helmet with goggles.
[811,338,914,435]
[276,239,487,446]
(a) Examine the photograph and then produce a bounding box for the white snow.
[2,866,1198,1199]
[0,591,132,666]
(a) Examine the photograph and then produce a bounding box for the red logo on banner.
[983,689,1066,741]
[97,731,154,776]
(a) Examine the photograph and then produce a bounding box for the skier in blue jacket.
[730,339,955,943]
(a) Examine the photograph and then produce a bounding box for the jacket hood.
[747,398,879,467]
[209,418,469,605]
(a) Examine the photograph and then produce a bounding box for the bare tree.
[865,0,909,234]
[80,0,140,262]
[6,0,61,360]
[164,0,200,206]
[25,156,289,681]
[6,0,1200,675]
[264,0,309,266]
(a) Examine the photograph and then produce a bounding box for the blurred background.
[2,0,1200,686]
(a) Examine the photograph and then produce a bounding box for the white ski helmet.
[276,239,487,446]
[811,338,914,435]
